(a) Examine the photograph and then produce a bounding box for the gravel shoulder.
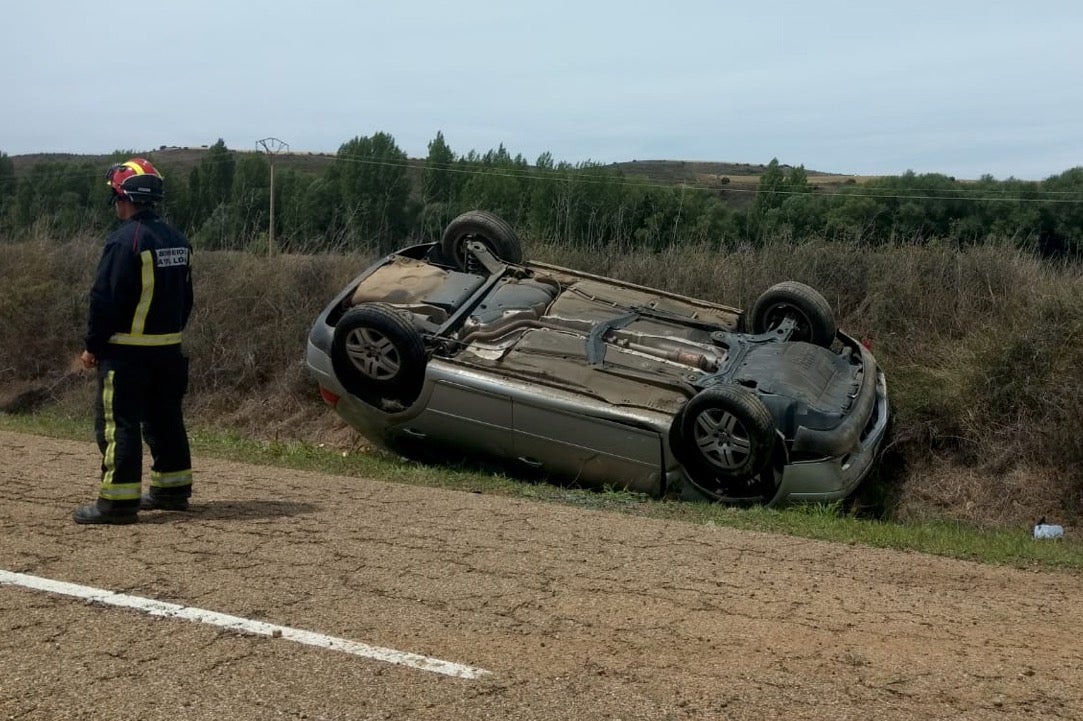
[1,430,1080,720]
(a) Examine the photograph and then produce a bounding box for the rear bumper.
[790,333,880,457]
[774,367,890,503]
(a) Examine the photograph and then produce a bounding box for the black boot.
[140,493,190,511]
[73,502,138,525]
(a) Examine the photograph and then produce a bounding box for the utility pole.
[256,137,289,255]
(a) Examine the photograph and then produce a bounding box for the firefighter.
[73,158,194,525]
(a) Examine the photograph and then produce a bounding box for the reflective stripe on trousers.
[98,370,140,501]
[94,350,192,504]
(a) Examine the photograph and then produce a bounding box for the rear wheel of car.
[749,281,836,347]
[331,303,426,407]
[440,210,524,273]
[675,385,777,498]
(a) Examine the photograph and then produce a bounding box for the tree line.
[1,134,1081,255]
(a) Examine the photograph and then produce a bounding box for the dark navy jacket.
[85,209,194,355]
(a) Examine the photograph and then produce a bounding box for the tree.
[228,153,270,243]
[189,139,236,229]
[824,193,883,243]
[271,167,311,250]
[156,160,192,233]
[418,131,460,239]
[752,159,786,214]
[0,152,14,229]
[459,144,530,224]
[331,132,411,251]
[1039,167,1083,256]
[299,176,342,247]
[2,160,104,236]
[751,160,821,240]
[771,192,828,240]
[421,131,456,205]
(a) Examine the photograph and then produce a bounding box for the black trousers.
[94,347,192,510]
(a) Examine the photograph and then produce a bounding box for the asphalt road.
[1,430,1080,720]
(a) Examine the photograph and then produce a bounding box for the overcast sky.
[4,1,1080,180]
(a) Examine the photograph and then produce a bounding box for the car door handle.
[517,456,543,469]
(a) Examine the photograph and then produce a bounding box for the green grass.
[3,409,1080,573]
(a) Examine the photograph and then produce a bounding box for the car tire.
[676,385,777,497]
[749,281,837,347]
[331,303,427,407]
[440,210,524,273]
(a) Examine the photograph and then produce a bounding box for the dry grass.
[897,458,1072,527]
[2,233,1081,526]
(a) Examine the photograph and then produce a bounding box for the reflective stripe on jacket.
[85,210,193,354]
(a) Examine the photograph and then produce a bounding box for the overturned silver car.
[306,211,889,504]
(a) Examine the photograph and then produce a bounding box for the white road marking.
[0,570,490,679]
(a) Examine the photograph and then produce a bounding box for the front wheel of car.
[331,303,427,407]
[749,281,836,347]
[440,210,524,273]
[675,385,777,498]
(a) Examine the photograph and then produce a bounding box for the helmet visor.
[105,163,123,183]
[105,163,123,205]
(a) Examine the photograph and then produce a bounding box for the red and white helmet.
[105,157,164,205]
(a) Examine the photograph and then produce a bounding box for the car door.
[392,377,515,458]
[511,399,665,496]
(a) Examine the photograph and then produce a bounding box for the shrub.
[3,233,1081,525]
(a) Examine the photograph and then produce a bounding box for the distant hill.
[10,148,874,203]
[9,146,338,177]
[606,159,871,205]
